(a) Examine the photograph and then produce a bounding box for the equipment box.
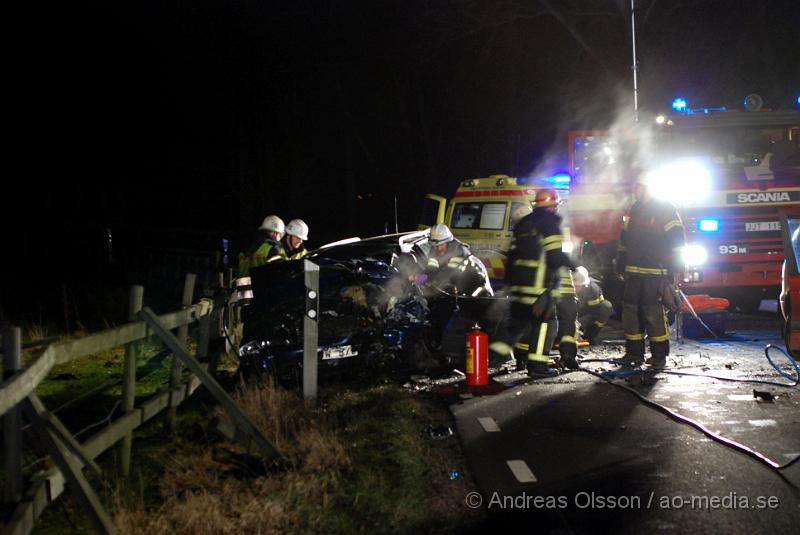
[681,311,727,339]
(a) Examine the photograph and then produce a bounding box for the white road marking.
[507,460,537,483]
[748,419,778,427]
[727,394,755,401]
[478,417,501,432]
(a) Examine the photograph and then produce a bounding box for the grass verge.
[101,379,487,534]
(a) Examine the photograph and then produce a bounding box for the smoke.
[518,82,664,259]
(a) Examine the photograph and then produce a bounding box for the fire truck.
[567,95,800,309]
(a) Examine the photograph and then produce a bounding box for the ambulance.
[421,174,569,284]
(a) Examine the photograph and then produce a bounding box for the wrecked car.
[235,231,505,384]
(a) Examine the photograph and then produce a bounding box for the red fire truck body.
[567,105,800,304]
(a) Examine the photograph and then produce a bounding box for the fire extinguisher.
[466,323,488,386]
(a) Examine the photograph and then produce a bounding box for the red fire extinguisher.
[466,323,488,386]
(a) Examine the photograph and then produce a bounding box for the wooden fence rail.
[0,273,226,535]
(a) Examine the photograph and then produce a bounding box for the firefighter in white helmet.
[238,215,287,277]
[425,224,492,296]
[282,219,309,260]
[572,266,613,345]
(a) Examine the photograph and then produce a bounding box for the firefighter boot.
[559,343,580,370]
[527,361,559,378]
[618,340,645,367]
[583,323,601,346]
[646,340,669,367]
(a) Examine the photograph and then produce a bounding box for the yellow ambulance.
[421,174,569,283]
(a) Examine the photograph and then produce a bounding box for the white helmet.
[285,219,309,241]
[259,215,285,236]
[573,265,590,287]
[428,223,454,245]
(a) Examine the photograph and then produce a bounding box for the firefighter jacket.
[506,209,575,305]
[238,237,286,277]
[577,280,605,309]
[426,240,491,295]
[282,238,308,260]
[616,198,685,277]
[554,268,576,299]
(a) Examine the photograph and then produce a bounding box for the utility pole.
[630,0,639,123]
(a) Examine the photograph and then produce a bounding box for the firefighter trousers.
[554,294,578,361]
[489,301,555,367]
[579,300,613,344]
[622,274,670,358]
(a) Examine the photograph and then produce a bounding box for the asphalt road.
[447,314,800,534]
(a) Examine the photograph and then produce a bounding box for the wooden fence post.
[167,273,196,434]
[118,286,143,476]
[3,326,23,503]
[138,308,284,464]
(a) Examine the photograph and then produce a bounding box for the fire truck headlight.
[646,160,712,206]
[681,244,708,267]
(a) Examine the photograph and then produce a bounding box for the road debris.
[752,389,776,402]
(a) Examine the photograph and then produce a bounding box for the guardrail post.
[118,285,143,476]
[3,326,23,503]
[303,260,319,401]
[167,273,195,434]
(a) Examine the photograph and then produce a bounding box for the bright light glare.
[562,241,574,253]
[655,115,665,124]
[646,160,712,205]
[698,218,719,232]
[681,244,708,266]
[672,98,687,112]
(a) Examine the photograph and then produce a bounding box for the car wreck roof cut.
[314,230,430,253]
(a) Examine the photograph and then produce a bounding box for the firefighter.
[488,189,575,377]
[572,266,613,345]
[616,172,686,366]
[282,219,309,260]
[238,215,287,277]
[425,223,492,297]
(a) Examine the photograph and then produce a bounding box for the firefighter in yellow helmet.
[282,219,309,260]
[616,171,686,366]
[238,215,287,277]
[489,188,576,377]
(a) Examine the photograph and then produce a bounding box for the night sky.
[4,0,799,321]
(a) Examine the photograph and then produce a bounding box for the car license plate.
[322,345,357,360]
[745,221,780,231]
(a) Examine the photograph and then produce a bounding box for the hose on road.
[569,343,800,474]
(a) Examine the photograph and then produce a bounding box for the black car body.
[236,231,502,383]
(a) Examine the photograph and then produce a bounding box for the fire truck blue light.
[698,219,719,232]
[672,98,687,112]
[549,174,571,184]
